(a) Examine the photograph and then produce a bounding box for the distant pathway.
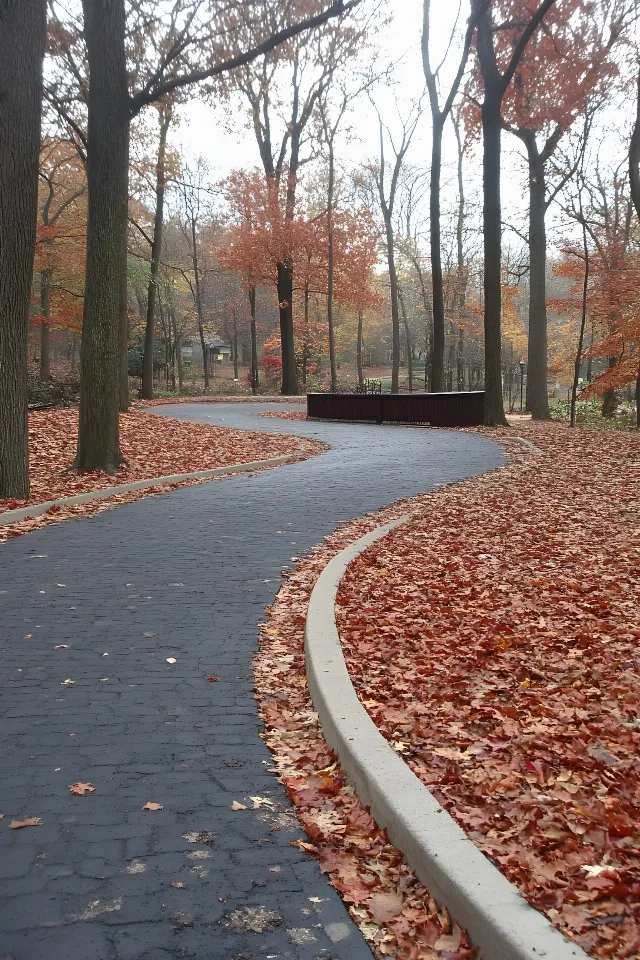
[0,404,504,960]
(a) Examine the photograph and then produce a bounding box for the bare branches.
[129,0,363,115]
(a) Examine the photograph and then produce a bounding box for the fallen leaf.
[9,817,43,829]
[54,644,70,649]
[207,675,219,682]
[250,796,276,809]
[69,782,95,796]
[141,802,163,811]
[368,891,404,924]
[61,679,75,685]
[230,801,247,811]
[166,658,177,664]
[23,634,32,639]
[171,881,184,889]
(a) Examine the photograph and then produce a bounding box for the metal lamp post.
[519,361,526,413]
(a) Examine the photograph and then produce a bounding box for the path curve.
[0,403,504,960]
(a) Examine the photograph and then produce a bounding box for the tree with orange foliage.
[219,168,380,389]
[556,156,640,422]
[468,0,630,419]
[35,139,87,380]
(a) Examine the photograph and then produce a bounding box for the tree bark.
[477,10,507,425]
[524,137,551,419]
[118,213,129,411]
[326,139,338,393]
[356,310,364,389]
[630,69,640,223]
[636,362,640,428]
[248,286,259,395]
[570,214,589,428]
[142,105,171,400]
[40,269,52,381]
[399,287,413,392]
[384,217,401,393]
[277,261,298,394]
[190,215,209,391]
[77,0,129,472]
[429,119,445,391]
[457,325,465,390]
[0,0,47,499]
[170,304,183,391]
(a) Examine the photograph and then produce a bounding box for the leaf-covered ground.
[260,410,309,421]
[255,497,482,959]
[0,408,323,543]
[336,423,640,958]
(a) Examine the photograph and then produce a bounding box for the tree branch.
[501,0,558,93]
[129,0,363,116]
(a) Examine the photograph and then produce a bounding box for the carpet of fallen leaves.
[335,422,640,958]
[255,494,481,959]
[0,408,324,543]
[260,410,309,421]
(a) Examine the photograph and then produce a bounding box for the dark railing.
[307,391,485,427]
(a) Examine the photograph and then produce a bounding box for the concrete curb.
[501,436,544,455]
[305,519,588,960]
[0,455,298,527]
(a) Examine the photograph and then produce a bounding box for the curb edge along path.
[305,519,589,960]
[0,456,298,527]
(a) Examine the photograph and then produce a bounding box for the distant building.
[181,335,232,368]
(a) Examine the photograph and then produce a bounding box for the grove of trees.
[1,0,640,498]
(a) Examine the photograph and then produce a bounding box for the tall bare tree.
[422,0,487,392]
[373,99,424,393]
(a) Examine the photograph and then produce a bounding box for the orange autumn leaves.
[255,498,479,959]
[336,422,640,958]
[217,169,381,315]
[555,244,640,397]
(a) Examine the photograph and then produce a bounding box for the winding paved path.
[0,404,504,960]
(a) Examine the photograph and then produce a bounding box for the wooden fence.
[306,391,485,427]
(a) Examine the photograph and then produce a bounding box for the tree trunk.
[399,287,413,392]
[525,141,551,419]
[170,305,183,391]
[190,215,209,391]
[636,362,640,428]
[77,0,129,472]
[277,260,298,394]
[248,286,259,395]
[481,95,506,423]
[233,324,239,381]
[40,269,51,381]
[430,118,445,391]
[356,311,365,389]
[141,105,171,400]
[0,0,46,499]
[629,69,640,223]
[570,216,589,428]
[118,216,129,411]
[326,137,338,393]
[384,217,401,393]
[457,326,465,390]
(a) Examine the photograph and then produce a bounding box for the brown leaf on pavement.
[141,802,163,811]
[69,782,95,796]
[9,818,43,829]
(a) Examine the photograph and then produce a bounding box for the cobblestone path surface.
[0,404,504,960]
